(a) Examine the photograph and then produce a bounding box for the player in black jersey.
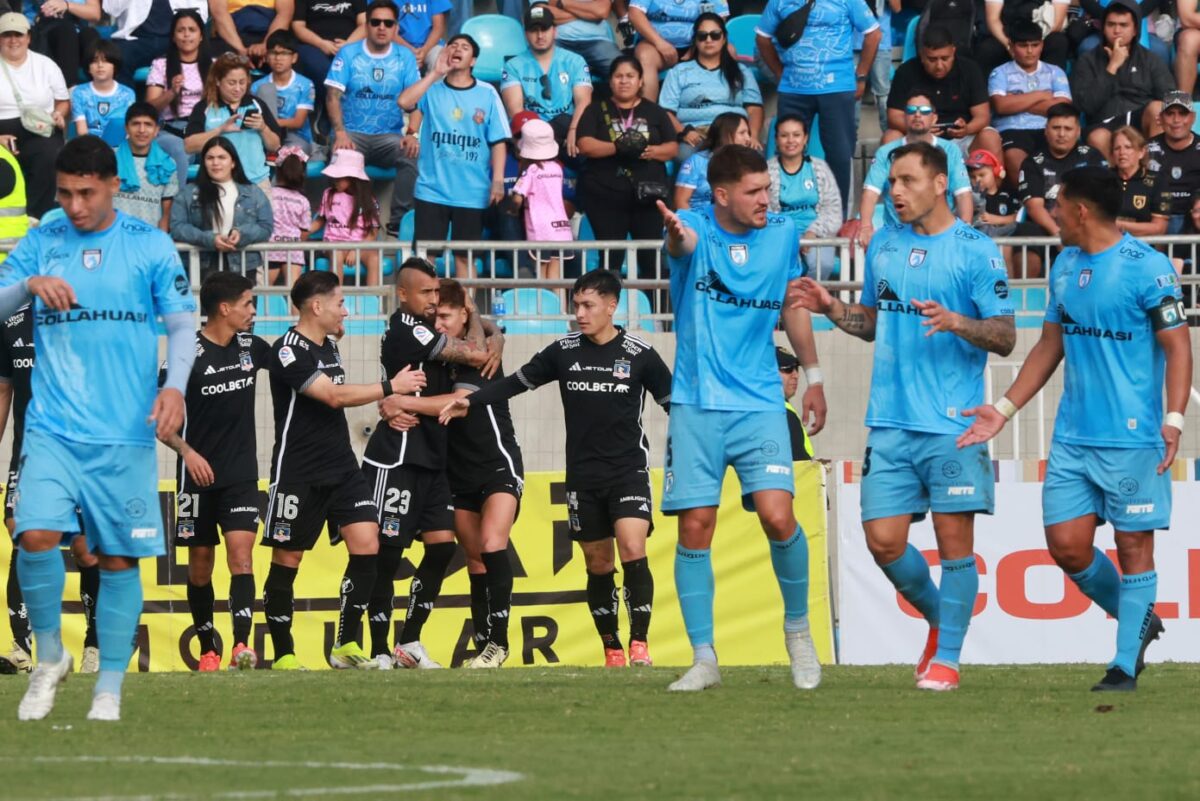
[441,271,672,667]
[0,305,101,675]
[363,259,504,670]
[264,271,425,671]
[158,273,270,672]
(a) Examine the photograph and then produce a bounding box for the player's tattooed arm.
[788,277,876,340]
[158,432,216,488]
[914,299,1015,355]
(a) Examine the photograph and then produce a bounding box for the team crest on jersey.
[1079,269,1092,288]
[382,517,400,538]
[452,106,464,121]
[372,66,385,82]
[177,521,195,540]
[82,249,102,271]
[271,522,291,543]
[1133,195,1146,210]
[1173,166,1183,180]
[908,248,927,268]
[728,244,747,265]
[98,102,110,117]
[613,359,630,379]
[239,351,253,371]
[473,108,485,124]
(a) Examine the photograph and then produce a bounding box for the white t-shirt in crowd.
[0,52,69,120]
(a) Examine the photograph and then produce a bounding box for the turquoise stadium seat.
[726,14,760,65]
[902,16,919,62]
[344,295,386,335]
[462,15,527,85]
[305,160,327,178]
[498,288,569,333]
[255,294,292,335]
[366,164,397,181]
[614,289,655,332]
[765,116,824,160]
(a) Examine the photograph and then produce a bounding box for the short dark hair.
[775,114,807,138]
[707,144,768,188]
[265,29,299,53]
[1046,102,1081,123]
[438,278,467,308]
[56,135,118,179]
[125,101,159,125]
[920,25,955,51]
[292,270,340,310]
[608,53,643,79]
[447,33,480,58]
[572,269,622,301]
[1007,19,1044,44]
[1059,166,1122,221]
[201,271,254,317]
[904,92,934,109]
[1102,0,1139,24]
[399,256,438,280]
[890,140,948,177]
[86,39,123,71]
[366,0,399,18]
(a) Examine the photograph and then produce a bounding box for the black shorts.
[1088,106,1149,137]
[363,463,455,549]
[566,476,655,543]
[1000,128,1044,154]
[452,471,524,520]
[263,471,379,551]
[4,468,17,521]
[175,481,262,547]
[414,199,485,259]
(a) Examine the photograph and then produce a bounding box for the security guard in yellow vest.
[778,347,814,461]
[0,143,28,259]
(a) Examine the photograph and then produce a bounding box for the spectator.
[989,19,1071,189]
[1177,2,1200,99]
[171,134,274,280]
[399,35,509,278]
[325,0,420,238]
[104,0,209,85]
[113,101,179,230]
[265,144,312,284]
[576,53,677,279]
[210,0,294,66]
[661,13,762,162]
[767,115,842,280]
[673,111,753,211]
[629,0,728,102]
[1147,92,1200,235]
[975,0,1070,77]
[547,0,622,80]
[1070,0,1172,162]
[758,0,880,213]
[500,4,592,156]
[964,148,1017,238]
[1078,0,1169,67]
[511,118,573,282]
[854,0,896,133]
[395,0,449,71]
[27,0,102,85]
[145,10,212,186]
[71,40,136,140]
[184,51,283,197]
[291,0,365,90]
[859,93,973,245]
[314,148,381,284]
[1110,124,1168,237]
[252,30,315,154]
[0,13,67,219]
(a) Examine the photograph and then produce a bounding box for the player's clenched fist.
[390,364,426,394]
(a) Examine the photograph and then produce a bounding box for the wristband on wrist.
[993,396,1018,419]
[804,366,824,386]
[381,379,393,398]
[1165,411,1185,431]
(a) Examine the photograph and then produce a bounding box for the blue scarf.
[117,141,175,192]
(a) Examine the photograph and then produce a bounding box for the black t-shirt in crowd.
[294,0,367,43]
[268,327,359,484]
[362,310,453,472]
[887,56,988,129]
[1018,144,1107,213]
[0,306,34,473]
[979,189,1018,217]
[447,363,524,493]
[467,329,673,489]
[576,98,675,199]
[1147,133,1200,217]
[1117,168,1167,223]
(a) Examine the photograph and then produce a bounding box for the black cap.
[776,347,800,370]
[524,2,555,30]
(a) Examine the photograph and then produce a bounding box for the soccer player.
[441,270,672,668]
[363,258,502,670]
[792,140,1016,692]
[158,272,270,672]
[264,271,425,671]
[958,166,1191,692]
[0,136,197,721]
[655,144,828,692]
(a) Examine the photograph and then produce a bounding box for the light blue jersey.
[988,60,1071,132]
[778,158,820,232]
[71,82,136,138]
[415,79,511,209]
[863,137,972,226]
[0,212,196,446]
[658,60,762,128]
[677,151,713,210]
[1044,234,1185,448]
[326,41,421,135]
[853,0,891,51]
[668,207,802,411]
[397,0,451,48]
[860,221,1013,434]
[500,48,591,121]
[252,72,316,142]
[756,0,879,95]
[629,0,729,49]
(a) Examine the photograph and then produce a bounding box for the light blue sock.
[16,547,65,663]
[95,567,143,698]
[1110,571,1157,677]
[769,524,809,630]
[879,544,940,626]
[1067,548,1120,617]
[933,556,979,669]
[674,545,715,661]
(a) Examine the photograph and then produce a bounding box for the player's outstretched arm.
[789,277,877,341]
[303,365,427,409]
[912,300,1016,356]
[382,389,469,421]
[1156,323,1192,473]
[781,304,827,434]
[657,200,697,257]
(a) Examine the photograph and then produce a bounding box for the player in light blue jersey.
[794,141,1016,692]
[657,144,828,692]
[0,136,197,721]
[959,167,1192,692]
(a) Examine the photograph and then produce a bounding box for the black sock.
[399,541,455,644]
[228,573,255,646]
[6,556,30,653]
[263,563,298,659]
[367,548,404,657]
[481,550,513,649]
[337,553,376,648]
[621,558,654,643]
[79,564,100,649]
[586,570,621,650]
[187,580,217,653]
[468,572,489,646]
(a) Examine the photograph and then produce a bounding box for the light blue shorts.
[860,427,995,523]
[1043,442,1171,531]
[661,405,794,513]
[13,428,164,558]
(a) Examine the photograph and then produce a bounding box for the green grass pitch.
[1,665,1198,800]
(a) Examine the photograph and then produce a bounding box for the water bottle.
[492,291,506,317]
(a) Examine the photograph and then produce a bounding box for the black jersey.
[1116,168,1166,223]
[0,306,34,471]
[362,310,453,471]
[268,327,359,484]
[179,331,271,490]
[1017,145,1107,213]
[447,363,524,492]
[468,329,672,489]
[1147,133,1200,216]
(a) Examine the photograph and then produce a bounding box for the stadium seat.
[902,16,919,62]
[462,15,527,84]
[726,15,760,65]
[134,66,150,85]
[366,164,397,181]
[305,160,327,178]
[614,289,656,332]
[344,294,387,335]
[187,163,199,182]
[254,294,292,335]
[498,287,569,333]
